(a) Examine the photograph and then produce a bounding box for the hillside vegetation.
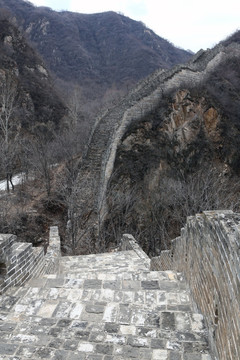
[72,33,240,255]
[0,3,239,256]
[0,16,69,245]
[0,0,192,105]
[104,39,240,255]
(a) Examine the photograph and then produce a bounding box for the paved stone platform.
[0,250,212,359]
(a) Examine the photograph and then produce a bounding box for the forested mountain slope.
[0,17,67,244]
[73,33,240,255]
[0,0,192,100]
[0,17,67,133]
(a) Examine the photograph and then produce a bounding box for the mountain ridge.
[0,0,192,100]
[73,35,240,254]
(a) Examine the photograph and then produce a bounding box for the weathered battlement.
[151,210,240,360]
[0,226,61,294]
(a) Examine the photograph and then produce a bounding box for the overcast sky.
[30,0,239,52]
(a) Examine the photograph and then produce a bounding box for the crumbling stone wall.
[44,226,61,274]
[151,210,240,360]
[120,233,150,269]
[0,226,61,294]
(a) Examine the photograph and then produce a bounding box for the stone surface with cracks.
[0,249,213,359]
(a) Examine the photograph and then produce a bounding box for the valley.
[0,1,239,257]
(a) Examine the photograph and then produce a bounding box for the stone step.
[12,288,191,314]
[0,304,212,358]
[0,313,210,360]
[0,247,213,359]
[59,250,150,274]
[47,271,179,282]
[0,283,209,359]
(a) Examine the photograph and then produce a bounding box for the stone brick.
[127,336,149,348]
[141,281,160,289]
[169,351,181,360]
[115,345,139,358]
[35,347,55,358]
[95,344,114,355]
[48,338,63,349]
[103,281,120,290]
[0,343,18,355]
[89,332,106,343]
[118,304,132,324]
[184,354,202,360]
[152,349,168,360]
[49,327,63,337]
[52,350,71,360]
[63,339,79,351]
[78,342,94,353]
[16,345,37,357]
[0,322,17,332]
[151,338,165,349]
[104,323,119,333]
[74,330,90,340]
[120,325,136,335]
[84,280,102,289]
[68,353,86,360]
[85,305,105,314]
[161,312,175,331]
[122,280,140,290]
[105,334,126,345]
[183,342,210,353]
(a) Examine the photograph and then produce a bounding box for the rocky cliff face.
[75,36,240,255]
[0,17,67,133]
[0,0,192,100]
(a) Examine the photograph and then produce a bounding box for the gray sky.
[30,0,240,52]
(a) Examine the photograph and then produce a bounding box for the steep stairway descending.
[0,250,212,360]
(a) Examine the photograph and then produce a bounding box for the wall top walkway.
[0,231,213,359]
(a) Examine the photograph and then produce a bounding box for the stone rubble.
[0,249,213,359]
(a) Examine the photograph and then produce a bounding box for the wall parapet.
[0,226,61,294]
[151,210,240,360]
[43,226,61,274]
[150,248,174,271]
[120,233,150,269]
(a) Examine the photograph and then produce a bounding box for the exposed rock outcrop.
[0,17,67,132]
[75,40,240,253]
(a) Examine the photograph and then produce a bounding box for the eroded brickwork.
[0,226,61,294]
[0,240,212,359]
[151,210,240,360]
[0,211,239,359]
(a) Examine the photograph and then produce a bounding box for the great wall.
[0,31,240,360]
[75,43,240,240]
[0,210,239,359]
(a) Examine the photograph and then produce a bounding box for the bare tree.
[56,169,98,255]
[23,135,55,199]
[0,71,19,192]
[67,84,84,127]
[102,165,240,257]
[140,166,240,255]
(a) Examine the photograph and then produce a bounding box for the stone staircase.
[0,249,213,359]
